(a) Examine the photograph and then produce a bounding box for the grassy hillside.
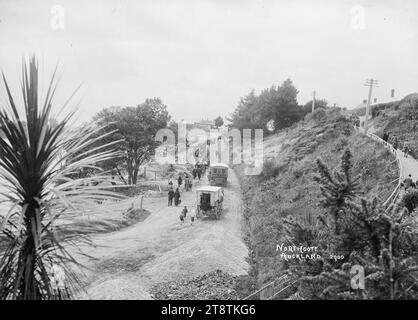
[234,107,398,295]
[367,93,418,157]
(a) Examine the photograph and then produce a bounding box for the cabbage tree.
[0,56,124,299]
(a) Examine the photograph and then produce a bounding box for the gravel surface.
[150,269,241,300]
[74,170,249,299]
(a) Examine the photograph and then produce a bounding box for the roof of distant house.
[196,119,215,125]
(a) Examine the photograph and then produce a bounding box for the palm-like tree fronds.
[0,56,125,300]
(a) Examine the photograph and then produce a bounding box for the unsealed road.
[76,170,249,299]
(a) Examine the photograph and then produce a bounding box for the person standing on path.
[168,188,174,206]
[179,211,185,224]
[403,139,410,158]
[403,174,413,192]
[177,175,183,188]
[179,205,188,225]
[181,205,188,219]
[174,187,181,206]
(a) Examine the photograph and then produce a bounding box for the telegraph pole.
[363,79,378,133]
[312,90,316,113]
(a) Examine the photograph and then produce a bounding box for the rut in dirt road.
[76,170,249,300]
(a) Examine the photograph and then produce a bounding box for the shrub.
[0,57,124,300]
[401,190,418,213]
[236,108,400,299]
[262,160,282,179]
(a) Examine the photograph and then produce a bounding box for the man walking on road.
[168,188,174,206]
[180,206,188,225]
[403,139,410,158]
[174,188,181,206]
[403,174,414,191]
[182,205,188,218]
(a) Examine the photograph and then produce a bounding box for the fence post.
[361,127,403,209]
[140,195,143,210]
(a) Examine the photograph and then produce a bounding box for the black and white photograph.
[0,0,418,307]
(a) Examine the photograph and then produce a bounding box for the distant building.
[357,89,398,109]
[193,119,215,131]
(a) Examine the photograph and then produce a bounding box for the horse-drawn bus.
[196,186,224,219]
[208,163,228,186]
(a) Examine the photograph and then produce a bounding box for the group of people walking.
[382,132,417,193]
[167,162,209,206]
[192,161,208,180]
[167,173,194,206]
[382,131,411,157]
[402,174,418,192]
[167,181,181,206]
[166,164,208,225]
[179,205,196,225]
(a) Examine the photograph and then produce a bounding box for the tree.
[285,149,418,300]
[214,116,224,128]
[314,149,361,234]
[0,56,123,299]
[227,89,259,130]
[297,200,418,300]
[302,99,328,116]
[272,79,302,129]
[168,120,178,140]
[228,79,304,132]
[94,98,171,185]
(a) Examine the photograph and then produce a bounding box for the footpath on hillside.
[398,149,418,182]
[365,125,418,203]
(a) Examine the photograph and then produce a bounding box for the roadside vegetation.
[286,149,418,299]
[234,107,409,299]
[227,79,329,134]
[355,93,418,157]
[0,57,126,299]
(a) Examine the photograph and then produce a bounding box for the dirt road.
[75,170,249,299]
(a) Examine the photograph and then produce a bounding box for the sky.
[0,0,417,124]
